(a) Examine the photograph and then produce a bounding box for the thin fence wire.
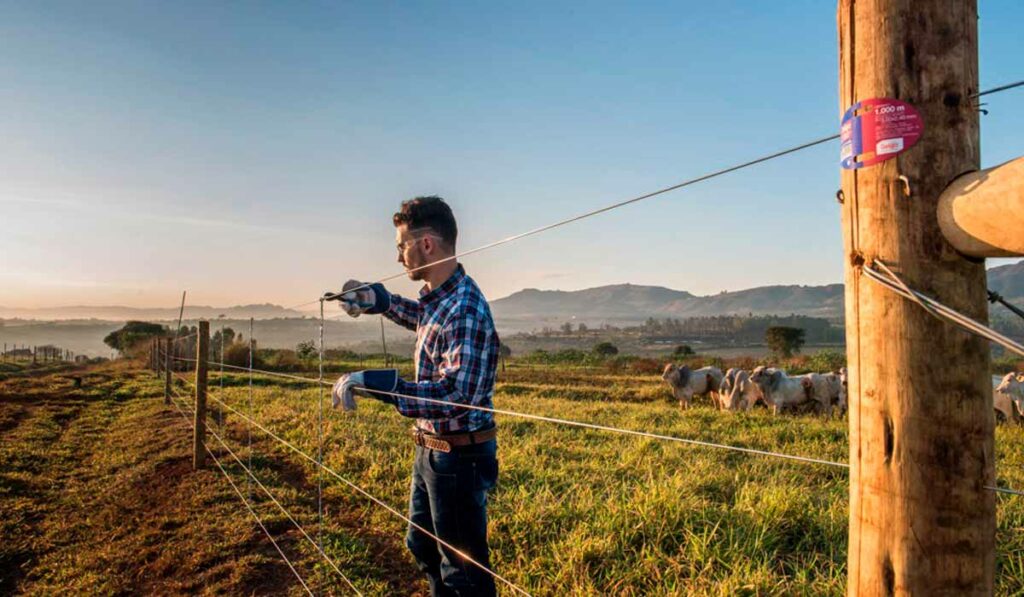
[284,76,1024,314]
[988,485,1024,497]
[177,356,1024,495]
[155,78,1024,592]
[174,356,847,468]
[171,332,198,344]
[248,317,255,504]
[206,392,533,597]
[862,260,1024,358]
[164,391,315,596]
[973,79,1024,98]
[989,290,1024,323]
[170,389,363,595]
[219,323,226,457]
[317,301,326,596]
[303,134,839,310]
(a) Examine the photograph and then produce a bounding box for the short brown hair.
[393,196,457,249]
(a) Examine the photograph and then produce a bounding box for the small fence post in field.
[32,346,37,365]
[380,317,390,367]
[193,321,209,470]
[164,337,172,405]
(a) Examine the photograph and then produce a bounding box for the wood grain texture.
[838,1,995,594]
[938,156,1024,257]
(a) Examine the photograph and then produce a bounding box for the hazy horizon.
[4,256,1022,320]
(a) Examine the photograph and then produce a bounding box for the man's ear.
[425,234,453,256]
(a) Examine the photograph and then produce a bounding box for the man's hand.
[334,280,391,318]
[331,372,363,411]
[331,369,399,410]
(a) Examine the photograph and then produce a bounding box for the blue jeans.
[406,439,499,597]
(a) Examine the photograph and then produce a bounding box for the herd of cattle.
[662,363,1024,423]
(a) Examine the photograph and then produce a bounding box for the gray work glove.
[336,280,391,318]
[331,370,398,411]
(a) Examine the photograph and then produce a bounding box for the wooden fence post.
[193,321,209,470]
[838,1,994,594]
[164,338,172,405]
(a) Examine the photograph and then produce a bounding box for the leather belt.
[412,426,497,453]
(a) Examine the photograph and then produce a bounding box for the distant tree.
[577,323,588,333]
[592,342,619,358]
[561,322,574,334]
[296,340,317,360]
[765,326,806,358]
[672,344,695,358]
[212,327,237,356]
[224,341,261,368]
[103,321,167,355]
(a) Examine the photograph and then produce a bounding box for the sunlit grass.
[201,360,1024,596]
[4,360,1023,595]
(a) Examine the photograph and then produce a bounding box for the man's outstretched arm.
[382,291,420,331]
[335,279,420,331]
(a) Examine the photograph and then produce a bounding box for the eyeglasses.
[396,234,440,254]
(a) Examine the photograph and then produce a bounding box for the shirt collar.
[419,263,466,304]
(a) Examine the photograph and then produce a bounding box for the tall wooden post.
[164,338,172,405]
[193,321,209,470]
[838,1,994,594]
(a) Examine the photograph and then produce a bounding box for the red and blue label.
[840,98,924,169]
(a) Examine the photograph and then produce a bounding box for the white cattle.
[662,364,724,410]
[719,368,739,409]
[995,373,1024,423]
[750,366,825,415]
[725,368,764,411]
[819,371,847,417]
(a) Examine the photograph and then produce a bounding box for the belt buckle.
[413,429,451,453]
[429,436,452,453]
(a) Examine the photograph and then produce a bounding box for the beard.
[404,250,426,281]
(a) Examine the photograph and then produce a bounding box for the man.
[332,196,500,597]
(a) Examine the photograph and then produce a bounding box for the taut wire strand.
[165,392,315,596]
[186,358,848,468]
[862,261,1024,358]
[281,78,1024,313]
[317,300,326,596]
[207,393,533,596]
[171,390,363,595]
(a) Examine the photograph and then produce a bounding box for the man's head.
[393,196,458,280]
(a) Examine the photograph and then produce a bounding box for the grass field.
[2,360,1023,595]
[0,359,79,382]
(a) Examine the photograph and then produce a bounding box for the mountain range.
[3,261,1021,324]
[489,260,1024,324]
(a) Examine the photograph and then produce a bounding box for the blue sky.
[2,1,1021,311]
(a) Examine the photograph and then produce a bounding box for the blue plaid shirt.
[383,264,499,434]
